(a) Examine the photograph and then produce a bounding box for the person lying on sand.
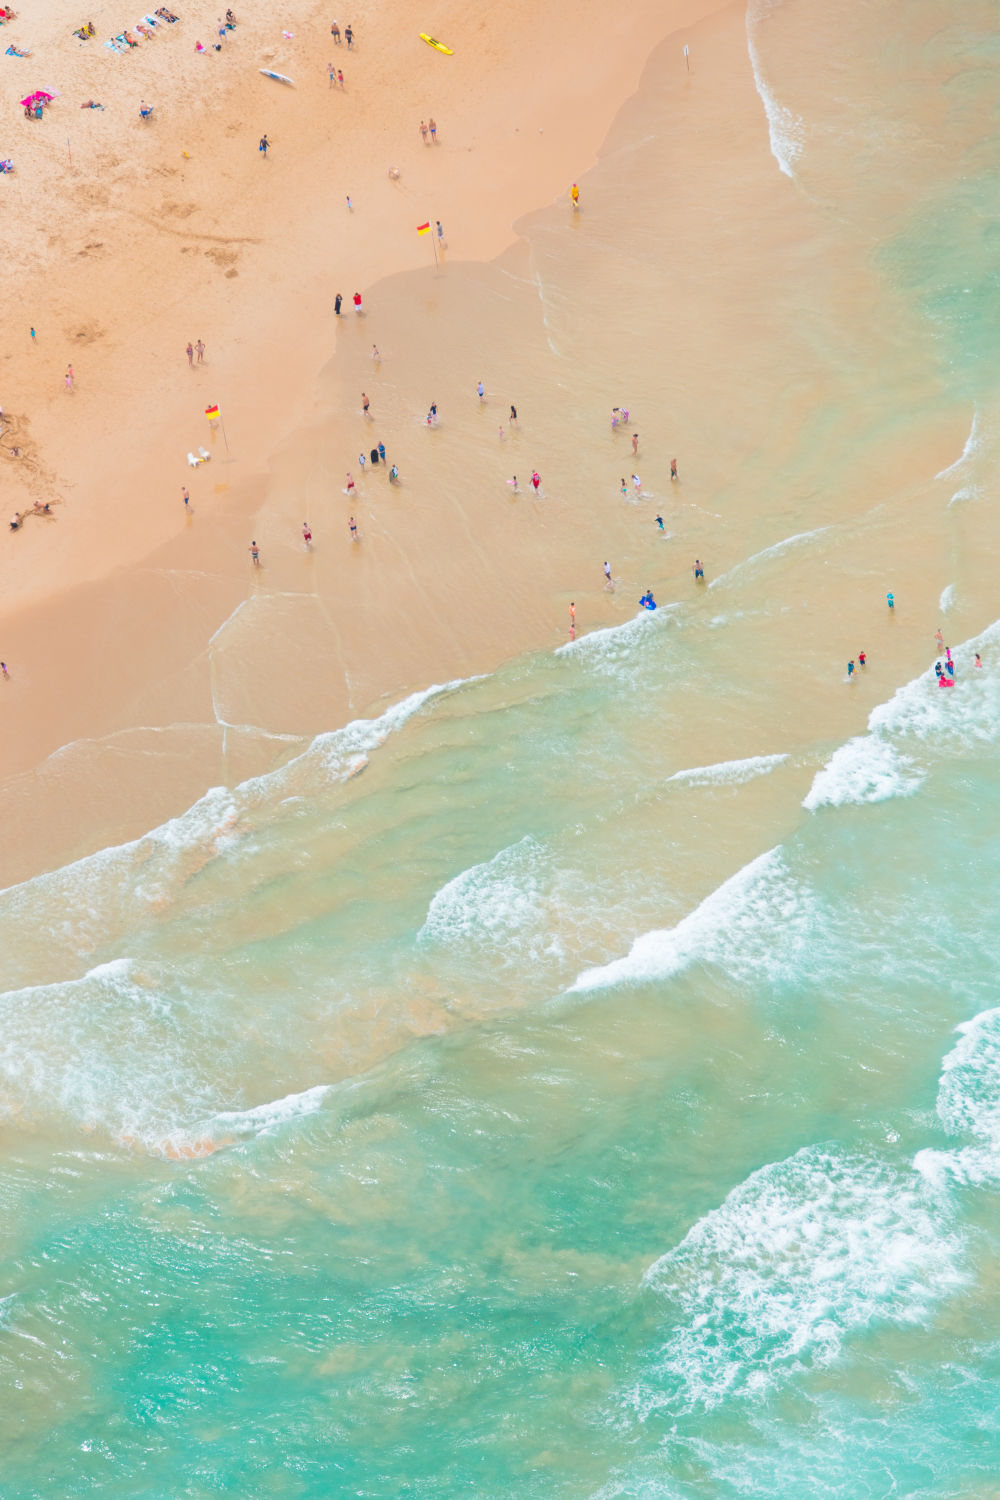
[80,99,105,108]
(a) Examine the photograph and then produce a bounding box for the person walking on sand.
[935,628,944,652]
[477,380,485,402]
[693,558,705,580]
[378,440,386,463]
[362,392,370,415]
[346,472,355,494]
[632,433,639,456]
[349,515,358,539]
[344,23,353,47]
[65,366,74,391]
[570,182,579,208]
[429,118,437,141]
[887,591,894,610]
[509,404,517,423]
[259,134,270,157]
[420,120,428,143]
[508,475,519,492]
[196,339,205,364]
[569,601,575,629]
[334,292,342,315]
[603,560,612,587]
[632,474,641,493]
[655,515,664,531]
[353,291,363,311]
[670,457,678,481]
[371,344,381,361]
[436,220,445,246]
[847,659,855,679]
[182,486,189,509]
[0,662,8,679]
[328,61,335,86]
[858,651,866,668]
[302,521,312,548]
[30,327,36,343]
[531,471,541,491]
[331,20,340,42]
[249,540,260,565]
[620,478,627,498]
[338,69,344,87]
[186,341,194,367]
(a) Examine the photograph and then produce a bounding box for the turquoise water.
[7,2,1000,1494]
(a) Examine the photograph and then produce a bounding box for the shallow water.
[6,0,1000,1493]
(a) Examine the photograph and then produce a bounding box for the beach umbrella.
[19,90,55,107]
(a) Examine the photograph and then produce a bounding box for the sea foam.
[803,735,923,811]
[570,847,811,992]
[633,1145,965,1416]
[667,754,788,789]
[418,835,565,968]
[745,0,805,179]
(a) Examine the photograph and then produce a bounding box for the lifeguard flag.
[205,404,220,422]
[416,222,431,235]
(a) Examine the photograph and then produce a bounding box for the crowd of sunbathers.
[101,10,182,52]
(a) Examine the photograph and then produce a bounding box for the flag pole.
[219,413,230,454]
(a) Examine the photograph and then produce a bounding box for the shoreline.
[0,0,728,885]
[0,0,982,891]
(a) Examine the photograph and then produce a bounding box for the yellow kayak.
[420,32,453,54]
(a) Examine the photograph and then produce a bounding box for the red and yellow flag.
[416,222,431,236]
[205,404,220,422]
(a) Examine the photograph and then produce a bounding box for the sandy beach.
[0,0,981,886]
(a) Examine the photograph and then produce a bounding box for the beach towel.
[5,44,29,55]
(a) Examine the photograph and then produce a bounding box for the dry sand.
[0,0,981,886]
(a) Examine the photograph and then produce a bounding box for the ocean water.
[6,1,1000,1495]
